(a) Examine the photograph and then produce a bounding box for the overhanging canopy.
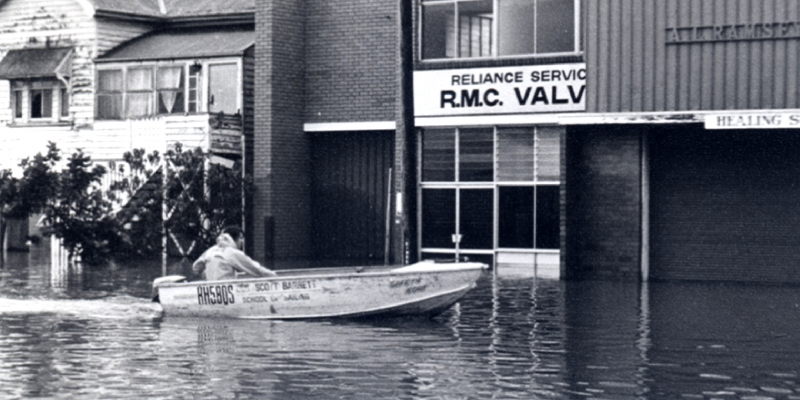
[0,48,73,80]
[97,30,254,63]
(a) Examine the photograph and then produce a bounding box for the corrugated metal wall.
[310,131,395,264]
[587,0,800,112]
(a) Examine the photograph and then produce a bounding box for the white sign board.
[705,113,800,129]
[413,64,586,117]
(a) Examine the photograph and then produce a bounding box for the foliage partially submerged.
[0,143,250,265]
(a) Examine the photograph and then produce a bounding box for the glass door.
[420,187,493,259]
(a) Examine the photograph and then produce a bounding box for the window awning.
[0,48,73,80]
[97,30,254,63]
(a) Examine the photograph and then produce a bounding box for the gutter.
[93,10,254,27]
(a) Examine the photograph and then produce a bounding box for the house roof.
[87,0,254,19]
[160,0,255,18]
[0,48,72,79]
[96,30,254,62]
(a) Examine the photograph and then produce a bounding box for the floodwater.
[2,251,800,399]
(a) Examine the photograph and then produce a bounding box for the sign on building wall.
[413,64,586,117]
[705,113,800,129]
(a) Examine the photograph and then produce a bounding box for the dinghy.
[153,260,487,319]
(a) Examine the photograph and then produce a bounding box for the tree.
[1,142,251,265]
[42,149,121,265]
[109,144,251,260]
[0,142,60,258]
[108,148,163,259]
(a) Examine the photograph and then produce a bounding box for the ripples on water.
[2,252,800,399]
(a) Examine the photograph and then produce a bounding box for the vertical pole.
[203,157,210,233]
[641,132,650,282]
[0,218,5,267]
[395,0,416,266]
[384,168,393,265]
[162,161,168,276]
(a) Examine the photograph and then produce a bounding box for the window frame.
[10,79,69,124]
[419,0,582,62]
[156,65,186,115]
[95,59,242,120]
[96,69,123,120]
[418,125,562,254]
[124,66,155,118]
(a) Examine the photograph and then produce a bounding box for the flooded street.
[2,250,800,399]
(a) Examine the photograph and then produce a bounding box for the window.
[188,65,201,113]
[421,0,578,60]
[208,63,238,114]
[10,80,68,122]
[126,67,154,118]
[97,69,123,119]
[30,85,53,119]
[421,127,494,182]
[12,84,22,119]
[420,126,561,251]
[60,87,69,118]
[97,65,186,119]
[96,62,240,119]
[157,67,185,114]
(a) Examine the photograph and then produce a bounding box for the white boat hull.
[154,261,487,319]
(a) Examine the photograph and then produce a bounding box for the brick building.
[253,0,583,278]
[253,0,402,266]
[254,0,800,283]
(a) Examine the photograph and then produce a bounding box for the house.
[0,0,254,173]
[0,0,254,254]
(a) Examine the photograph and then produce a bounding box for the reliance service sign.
[413,63,586,117]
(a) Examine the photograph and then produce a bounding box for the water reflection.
[3,244,800,399]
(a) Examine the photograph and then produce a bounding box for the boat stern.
[152,275,187,302]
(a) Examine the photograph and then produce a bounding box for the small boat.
[152,260,487,319]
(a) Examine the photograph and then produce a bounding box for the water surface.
[2,250,800,399]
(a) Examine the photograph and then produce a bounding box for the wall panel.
[587,0,800,112]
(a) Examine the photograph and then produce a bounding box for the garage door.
[310,131,394,264]
[650,127,800,283]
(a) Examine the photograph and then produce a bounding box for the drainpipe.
[394,0,416,266]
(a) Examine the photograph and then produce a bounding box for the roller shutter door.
[310,131,394,264]
[650,128,800,283]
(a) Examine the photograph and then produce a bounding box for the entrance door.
[208,63,238,114]
[421,187,493,259]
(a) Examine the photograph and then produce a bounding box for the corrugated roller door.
[310,131,394,263]
[650,128,800,283]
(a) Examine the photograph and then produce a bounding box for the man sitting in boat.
[192,226,277,281]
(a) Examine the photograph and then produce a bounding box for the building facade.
[253,0,400,266]
[413,0,584,278]
[252,0,584,278]
[566,0,800,282]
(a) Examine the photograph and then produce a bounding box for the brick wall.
[304,0,398,123]
[254,0,310,262]
[564,126,642,280]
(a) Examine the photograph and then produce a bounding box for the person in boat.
[192,226,277,281]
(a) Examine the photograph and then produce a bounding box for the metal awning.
[97,30,254,63]
[0,48,73,80]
